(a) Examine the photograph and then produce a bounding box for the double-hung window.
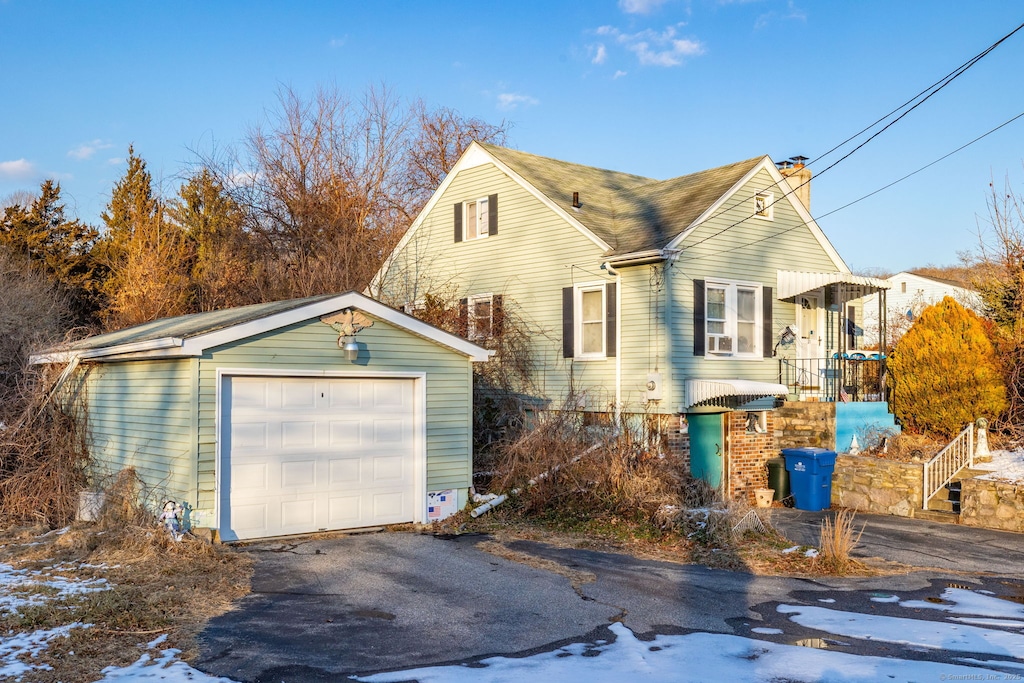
[562,282,617,359]
[702,280,762,358]
[454,194,497,242]
[459,293,503,341]
[578,285,605,357]
[468,294,493,340]
[465,198,489,240]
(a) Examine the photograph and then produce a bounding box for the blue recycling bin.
[781,447,837,511]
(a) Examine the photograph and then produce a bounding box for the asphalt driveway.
[196,514,1024,682]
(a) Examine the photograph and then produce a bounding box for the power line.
[678,108,1024,264]
[676,19,1024,253]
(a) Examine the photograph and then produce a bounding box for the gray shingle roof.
[481,143,764,255]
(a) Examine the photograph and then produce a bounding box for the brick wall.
[666,414,691,472]
[726,411,778,504]
[666,411,780,505]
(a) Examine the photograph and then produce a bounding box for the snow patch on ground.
[974,449,1024,483]
[0,624,89,679]
[0,562,109,614]
[97,646,237,682]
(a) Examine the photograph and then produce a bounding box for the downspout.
[601,261,622,425]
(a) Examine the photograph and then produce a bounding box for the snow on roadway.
[1,571,1023,681]
[354,624,1018,683]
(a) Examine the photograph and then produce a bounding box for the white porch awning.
[684,379,788,409]
[777,270,890,300]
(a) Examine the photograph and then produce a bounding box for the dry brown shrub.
[860,429,944,462]
[0,364,90,528]
[492,407,686,525]
[815,509,865,574]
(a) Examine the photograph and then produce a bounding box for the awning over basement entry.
[777,270,890,300]
[684,379,788,409]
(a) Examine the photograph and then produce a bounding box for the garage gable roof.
[32,292,493,363]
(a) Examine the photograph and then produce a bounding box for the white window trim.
[463,197,490,241]
[705,279,762,360]
[467,293,494,341]
[754,192,774,220]
[575,282,606,360]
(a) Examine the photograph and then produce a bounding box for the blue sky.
[1,0,1022,273]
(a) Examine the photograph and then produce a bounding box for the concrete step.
[952,467,988,481]
[928,497,958,513]
[915,508,961,524]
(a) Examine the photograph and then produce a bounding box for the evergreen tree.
[97,147,191,329]
[168,169,257,311]
[888,296,1007,437]
[0,180,103,324]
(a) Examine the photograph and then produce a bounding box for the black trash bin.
[766,457,790,502]
[781,447,837,511]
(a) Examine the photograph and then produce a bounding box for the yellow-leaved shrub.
[889,296,1006,438]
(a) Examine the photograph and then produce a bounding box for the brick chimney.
[776,156,811,213]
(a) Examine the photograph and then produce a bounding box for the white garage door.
[221,376,416,541]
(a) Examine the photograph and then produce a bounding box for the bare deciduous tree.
[201,84,511,300]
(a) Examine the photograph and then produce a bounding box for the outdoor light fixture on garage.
[321,308,374,362]
[341,336,360,361]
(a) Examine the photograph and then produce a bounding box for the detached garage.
[33,292,490,541]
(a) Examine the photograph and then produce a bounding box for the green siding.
[77,359,195,503]
[379,162,621,410]
[381,162,846,415]
[196,314,472,511]
[669,169,842,396]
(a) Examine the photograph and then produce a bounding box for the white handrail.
[922,424,974,510]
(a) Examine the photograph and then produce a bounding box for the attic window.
[754,192,773,220]
[465,198,489,240]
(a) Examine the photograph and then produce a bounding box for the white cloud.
[592,43,608,64]
[755,1,808,30]
[497,93,540,111]
[613,70,628,79]
[618,0,668,14]
[67,139,113,160]
[329,36,347,48]
[0,158,37,180]
[595,24,704,67]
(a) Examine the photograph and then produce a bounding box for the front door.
[796,293,824,389]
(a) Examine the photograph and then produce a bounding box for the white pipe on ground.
[469,441,605,518]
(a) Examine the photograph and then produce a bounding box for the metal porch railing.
[777,356,887,403]
[922,424,974,511]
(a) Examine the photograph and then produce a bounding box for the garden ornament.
[160,500,184,541]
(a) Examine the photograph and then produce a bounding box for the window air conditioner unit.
[707,334,733,354]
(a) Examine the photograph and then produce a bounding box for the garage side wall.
[196,316,473,516]
[75,358,196,503]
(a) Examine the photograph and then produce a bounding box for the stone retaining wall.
[775,401,835,450]
[960,478,1024,533]
[830,454,923,517]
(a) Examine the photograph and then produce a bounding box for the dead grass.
[814,509,866,575]
[0,481,251,682]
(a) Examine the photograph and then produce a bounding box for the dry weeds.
[0,485,251,682]
[815,509,866,575]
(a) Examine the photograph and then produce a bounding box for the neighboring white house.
[861,271,981,344]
